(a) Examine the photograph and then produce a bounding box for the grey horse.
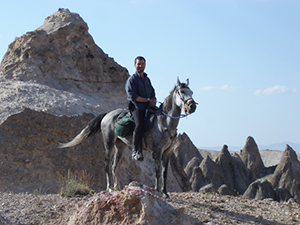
[59,77,197,198]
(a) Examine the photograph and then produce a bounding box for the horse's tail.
[58,113,107,148]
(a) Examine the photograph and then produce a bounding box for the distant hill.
[200,141,300,153]
[259,142,300,152]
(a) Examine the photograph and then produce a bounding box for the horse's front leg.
[161,152,170,198]
[153,150,162,193]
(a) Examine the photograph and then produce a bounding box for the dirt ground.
[0,190,299,225]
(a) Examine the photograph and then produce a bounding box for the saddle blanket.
[114,110,155,137]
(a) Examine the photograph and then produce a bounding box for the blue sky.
[0,0,299,150]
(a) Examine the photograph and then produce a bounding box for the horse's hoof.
[106,188,114,193]
[163,192,169,198]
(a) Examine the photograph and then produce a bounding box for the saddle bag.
[114,111,135,137]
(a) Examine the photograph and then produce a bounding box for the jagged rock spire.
[271,145,300,203]
[239,136,264,179]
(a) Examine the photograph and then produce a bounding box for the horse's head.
[174,77,197,115]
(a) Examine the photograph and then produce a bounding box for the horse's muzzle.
[186,100,197,114]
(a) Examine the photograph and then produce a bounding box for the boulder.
[218,184,233,196]
[184,157,201,180]
[270,145,300,203]
[68,182,198,225]
[243,180,276,200]
[199,183,216,193]
[190,167,206,192]
[239,136,265,179]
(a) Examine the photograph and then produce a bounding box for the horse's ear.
[185,78,189,86]
[177,77,181,86]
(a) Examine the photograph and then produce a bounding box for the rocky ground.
[0,190,299,225]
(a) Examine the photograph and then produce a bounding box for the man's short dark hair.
[134,56,146,64]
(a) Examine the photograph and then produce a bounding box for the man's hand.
[149,98,156,107]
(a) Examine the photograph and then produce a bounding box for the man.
[125,56,156,161]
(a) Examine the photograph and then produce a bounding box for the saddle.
[114,109,156,137]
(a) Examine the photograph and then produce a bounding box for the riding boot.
[132,131,144,161]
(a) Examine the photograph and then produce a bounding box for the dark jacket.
[125,72,156,111]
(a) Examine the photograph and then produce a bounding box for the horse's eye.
[180,90,185,94]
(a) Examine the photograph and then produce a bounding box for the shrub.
[58,169,94,197]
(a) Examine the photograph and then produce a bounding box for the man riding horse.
[125,56,156,161]
[59,61,197,197]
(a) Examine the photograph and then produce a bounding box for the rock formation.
[219,147,254,195]
[199,155,223,189]
[190,145,252,195]
[190,167,206,192]
[184,157,202,179]
[0,8,128,123]
[243,180,276,200]
[190,155,223,192]
[168,152,192,192]
[173,132,203,170]
[270,145,300,203]
[215,145,235,192]
[230,152,252,194]
[0,108,105,193]
[239,136,265,179]
[0,8,185,194]
[68,182,197,225]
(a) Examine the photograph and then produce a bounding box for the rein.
[156,106,187,119]
[143,84,195,143]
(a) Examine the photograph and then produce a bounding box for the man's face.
[134,59,146,74]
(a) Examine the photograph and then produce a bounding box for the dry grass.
[58,169,94,197]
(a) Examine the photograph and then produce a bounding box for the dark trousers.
[131,108,146,151]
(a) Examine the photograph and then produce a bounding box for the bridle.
[175,86,197,116]
[152,85,197,119]
[144,84,197,141]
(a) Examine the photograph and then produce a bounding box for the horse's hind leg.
[112,139,127,191]
[104,139,115,192]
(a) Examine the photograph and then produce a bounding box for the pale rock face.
[0,8,129,124]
